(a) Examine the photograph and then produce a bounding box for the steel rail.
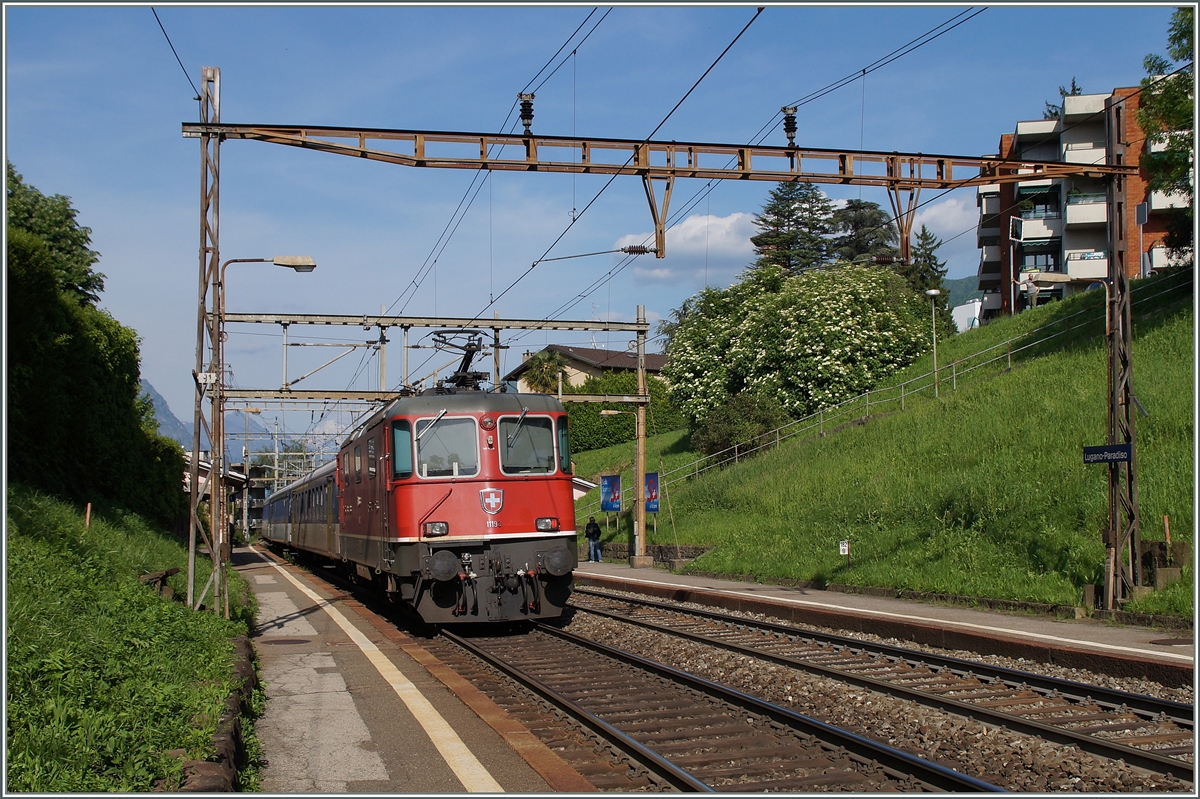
[440,629,714,792]
[573,590,1193,780]
[575,588,1192,725]
[535,624,1004,792]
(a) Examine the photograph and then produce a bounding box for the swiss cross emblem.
[480,488,504,515]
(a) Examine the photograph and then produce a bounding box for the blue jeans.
[588,539,602,562]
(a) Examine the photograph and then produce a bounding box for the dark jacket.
[584,520,601,540]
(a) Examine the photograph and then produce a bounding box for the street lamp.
[200,255,315,617]
[599,409,651,567]
[925,289,941,398]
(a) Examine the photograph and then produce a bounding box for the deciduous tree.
[1137,7,1194,265]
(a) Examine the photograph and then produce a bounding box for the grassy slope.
[6,487,256,791]
[575,277,1193,613]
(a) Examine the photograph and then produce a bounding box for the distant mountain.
[139,381,279,458]
[139,380,191,448]
[945,275,983,310]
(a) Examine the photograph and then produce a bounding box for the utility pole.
[630,305,652,568]
[1102,94,1140,608]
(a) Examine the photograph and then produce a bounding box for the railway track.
[441,625,1001,792]
[570,588,1194,782]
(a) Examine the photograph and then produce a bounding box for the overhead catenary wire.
[383,8,611,317]
[505,7,991,347]
[150,8,200,99]
[471,6,766,326]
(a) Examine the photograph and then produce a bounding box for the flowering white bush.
[664,264,929,424]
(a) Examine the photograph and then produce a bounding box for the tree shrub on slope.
[665,264,929,424]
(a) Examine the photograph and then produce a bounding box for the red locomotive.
[263,362,577,623]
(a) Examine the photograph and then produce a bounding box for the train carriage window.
[415,417,478,478]
[342,452,350,485]
[367,437,376,479]
[391,421,413,479]
[354,446,362,483]
[558,416,572,474]
[499,415,555,474]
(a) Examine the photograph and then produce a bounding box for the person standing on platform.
[584,516,603,562]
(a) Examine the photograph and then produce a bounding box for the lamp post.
[204,255,315,617]
[600,408,650,567]
[925,289,941,399]
[241,407,262,543]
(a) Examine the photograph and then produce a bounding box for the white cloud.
[614,211,756,289]
[913,193,982,280]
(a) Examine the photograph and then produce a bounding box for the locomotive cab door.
[363,423,387,566]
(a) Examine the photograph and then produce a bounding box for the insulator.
[622,245,655,256]
[872,255,897,264]
[518,92,535,135]
[781,106,798,147]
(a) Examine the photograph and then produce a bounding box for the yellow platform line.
[259,553,504,792]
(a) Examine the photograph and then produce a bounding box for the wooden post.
[85,502,92,529]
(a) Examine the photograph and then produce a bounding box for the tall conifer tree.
[749,181,833,273]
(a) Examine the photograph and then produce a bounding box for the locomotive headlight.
[424,521,449,537]
[535,517,561,532]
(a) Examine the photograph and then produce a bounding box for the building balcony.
[980,244,1001,263]
[1010,215,1063,241]
[1065,199,1107,227]
[1065,250,1108,280]
[977,192,1000,214]
[1150,189,1189,211]
[1062,141,1106,165]
[981,292,1003,310]
[1062,93,1109,120]
[1148,246,1176,273]
[1015,118,1062,139]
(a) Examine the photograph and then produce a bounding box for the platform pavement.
[574,560,1194,686]
[233,546,593,793]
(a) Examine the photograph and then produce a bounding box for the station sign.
[1083,443,1132,464]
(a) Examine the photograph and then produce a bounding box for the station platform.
[232,546,593,793]
[574,561,1195,689]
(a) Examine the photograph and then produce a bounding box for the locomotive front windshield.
[499,415,556,474]
[415,416,479,478]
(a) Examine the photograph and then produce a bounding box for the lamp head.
[599,410,622,417]
[274,255,317,273]
[925,289,941,297]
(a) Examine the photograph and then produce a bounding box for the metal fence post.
[952,361,957,391]
[901,382,905,411]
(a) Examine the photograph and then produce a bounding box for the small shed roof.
[504,345,666,382]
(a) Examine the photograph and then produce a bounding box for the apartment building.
[976,88,1187,320]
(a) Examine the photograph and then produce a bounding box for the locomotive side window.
[342,452,350,485]
[415,417,478,478]
[367,437,377,479]
[391,420,413,478]
[558,416,572,474]
[354,446,362,483]
[499,415,555,474]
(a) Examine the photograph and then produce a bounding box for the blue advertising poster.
[600,475,621,513]
[645,472,659,513]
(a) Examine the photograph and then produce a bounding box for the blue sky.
[5,3,1177,440]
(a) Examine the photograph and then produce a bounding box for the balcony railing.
[1066,192,1106,204]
